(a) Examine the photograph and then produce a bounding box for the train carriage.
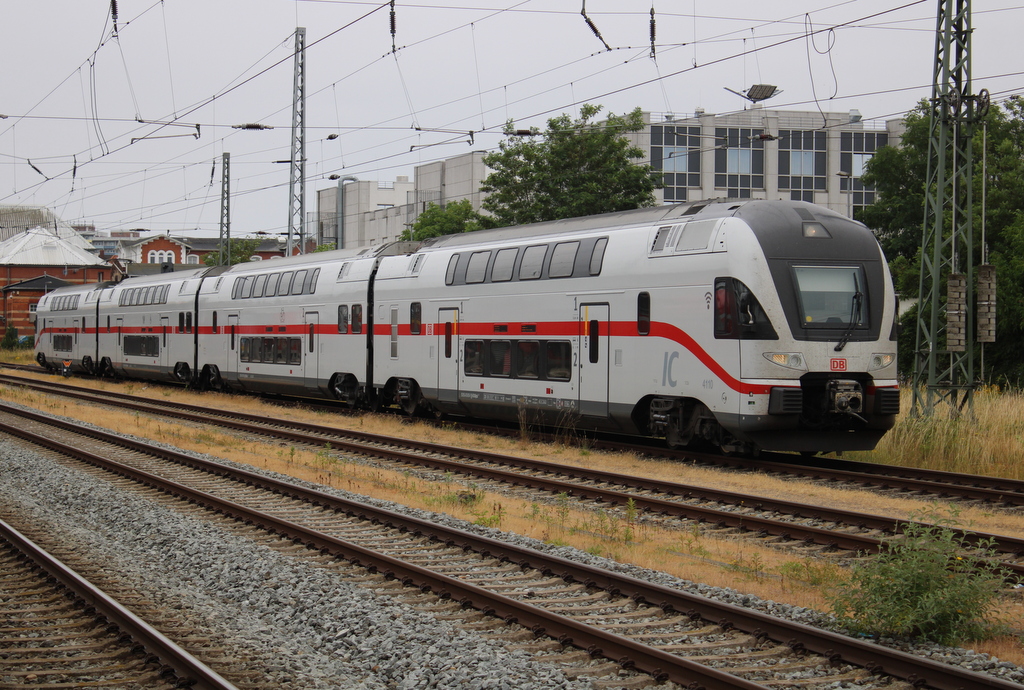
[34,283,106,375]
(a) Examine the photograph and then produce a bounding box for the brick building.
[0,227,113,337]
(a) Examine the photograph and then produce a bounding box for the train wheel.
[81,356,94,375]
[397,378,423,416]
[329,373,359,406]
[201,365,224,391]
[173,362,191,384]
[35,352,48,369]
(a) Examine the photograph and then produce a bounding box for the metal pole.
[287,27,306,256]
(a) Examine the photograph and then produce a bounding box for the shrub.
[828,504,1013,645]
[1,326,18,350]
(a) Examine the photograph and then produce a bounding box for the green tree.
[862,96,1024,386]
[480,104,661,228]
[400,199,483,241]
[314,242,337,252]
[203,237,265,266]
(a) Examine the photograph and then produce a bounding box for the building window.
[651,124,701,203]
[714,127,764,198]
[840,130,888,214]
[778,130,827,203]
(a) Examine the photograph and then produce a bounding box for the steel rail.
[0,517,239,690]
[1,384,1021,566]
[0,406,1020,690]
[6,370,1024,506]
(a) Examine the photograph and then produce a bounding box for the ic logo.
[830,358,847,372]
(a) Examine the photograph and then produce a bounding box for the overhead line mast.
[912,0,990,418]
[287,27,307,256]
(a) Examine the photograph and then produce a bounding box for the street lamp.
[836,170,853,219]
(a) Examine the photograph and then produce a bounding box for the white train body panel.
[35,200,899,453]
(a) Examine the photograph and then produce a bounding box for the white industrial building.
[314,107,905,249]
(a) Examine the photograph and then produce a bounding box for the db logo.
[830,358,848,372]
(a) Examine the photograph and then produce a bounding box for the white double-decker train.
[35,199,900,454]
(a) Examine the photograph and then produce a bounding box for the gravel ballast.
[1,422,1022,689]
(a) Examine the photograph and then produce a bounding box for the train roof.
[417,198,874,251]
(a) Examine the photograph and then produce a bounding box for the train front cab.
[724,204,900,453]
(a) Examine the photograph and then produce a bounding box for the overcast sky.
[1,0,1021,239]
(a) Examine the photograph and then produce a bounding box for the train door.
[304,311,319,392]
[578,303,610,417]
[437,307,459,403]
[160,316,170,370]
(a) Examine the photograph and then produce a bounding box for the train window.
[549,242,579,278]
[309,324,316,354]
[251,338,263,362]
[232,279,242,300]
[292,270,308,296]
[465,251,490,284]
[464,340,483,375]
[231,324,236,350]
[277,338,289,363]
[278,272,294,296]
[265,273,280,297]
[252,274,267,298]
[410,302,421,335]
[185,312,193,334]
[545,342,571,381]
[637,292,651,336]
[53,334,73,352]
[241,276,255,299]
[588,320,600,363]
[337,262,351,281]
[338,305,349,333]
[240,337,250,362]
[590,238,608,275]
[308,268,321,294]
[792,266,867,329]
[520,245,546,280]
[445,255,459,285]
[351,305,363,334]
[178,312,185,333]
[489,341,511,377]
[491,248,517,282]
[290,338,302,364]
[516,341,540,378]
[212,311,218,334]
[714,277,778,340]
[263,338,276,362]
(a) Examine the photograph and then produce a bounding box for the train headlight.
[868,353,896,371]
[763,352,807,371]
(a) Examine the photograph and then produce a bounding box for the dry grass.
[851,387,1024,480]
[2,359,1022,664]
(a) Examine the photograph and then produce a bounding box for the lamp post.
[836,170,853,219]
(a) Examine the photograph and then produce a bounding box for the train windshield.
[792,265,867,328]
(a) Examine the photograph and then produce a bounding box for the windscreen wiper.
[834,274,863,352]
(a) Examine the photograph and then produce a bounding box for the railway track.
[0,401,1019,690]
[1,373,1022,579]
[3,367,1023,510]
[0,517,237,690]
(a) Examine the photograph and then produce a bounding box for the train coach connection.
[35,199,900,454]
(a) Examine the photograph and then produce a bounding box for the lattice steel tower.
[912,0,990,417]
[287,27,307,256]
[218,152,230,266]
